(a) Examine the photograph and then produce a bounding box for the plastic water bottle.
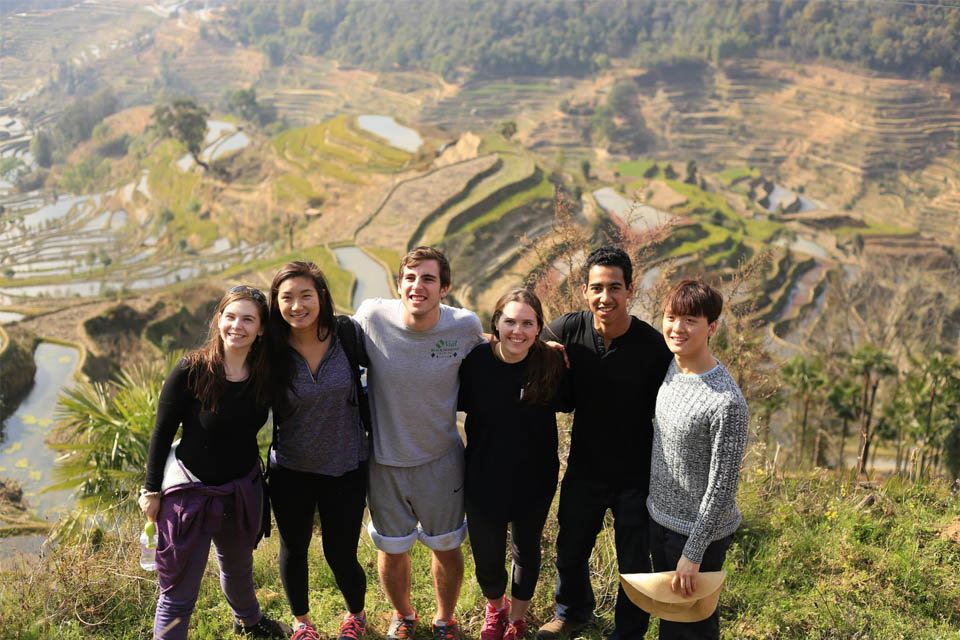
[139,520,157,571]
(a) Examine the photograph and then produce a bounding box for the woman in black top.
[459,288,569,640]
[139,286,287,639]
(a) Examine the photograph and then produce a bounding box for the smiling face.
[582,264,631,327]
[661,305,717,361]
[495,300,540,362]
[217,299,263,352]
[277,275,321,332]
[398,259,449,323]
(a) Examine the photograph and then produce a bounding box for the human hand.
[671,555,701,598]
[138,491,161,521]
[543,340,570,369]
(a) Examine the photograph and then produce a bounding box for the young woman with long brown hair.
[458,288,571,640]
[139,285,287,639]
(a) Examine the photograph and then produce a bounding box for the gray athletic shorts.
[366,445,467,553]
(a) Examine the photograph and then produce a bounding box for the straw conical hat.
[620,571,727,623]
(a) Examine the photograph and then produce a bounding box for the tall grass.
[5,455,960,638]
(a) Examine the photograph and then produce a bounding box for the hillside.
[3,4,960,638]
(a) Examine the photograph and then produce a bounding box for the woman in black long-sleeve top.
[139,285,288,640]
[459,288,570,640]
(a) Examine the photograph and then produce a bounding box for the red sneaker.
[338,613,367,640]
[503,619,528,640]
[480,602,510,640]
[291,622,320,640]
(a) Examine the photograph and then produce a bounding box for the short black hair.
[584,246,632,289]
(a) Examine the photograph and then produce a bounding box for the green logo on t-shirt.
[431,339,459,358]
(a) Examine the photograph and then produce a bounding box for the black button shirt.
[545,310,673,489]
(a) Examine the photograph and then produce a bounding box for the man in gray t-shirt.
[354,247,483,640]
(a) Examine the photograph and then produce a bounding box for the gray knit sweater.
[646,360,749,564]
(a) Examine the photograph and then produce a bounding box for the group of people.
[139,244,749,640]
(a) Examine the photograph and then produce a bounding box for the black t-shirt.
[144,360,269,491]
[545,310,672,489]
[458,343,571,521]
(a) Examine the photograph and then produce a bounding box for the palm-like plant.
[46,354,176,536]
[826,378,860,472]
[848,343,896,477]
[781,354,825,466]
[909,354,959,478]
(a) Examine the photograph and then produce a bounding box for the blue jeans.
[153,490,263,640]
[553,475,650,640]
[648,520,732,640]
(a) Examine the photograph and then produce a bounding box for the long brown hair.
[184,286,271,412]
[268,261,337,418]
[491,288,563,406]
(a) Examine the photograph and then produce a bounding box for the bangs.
[662,279,723,322]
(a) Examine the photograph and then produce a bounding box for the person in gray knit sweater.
[647,279,748,640]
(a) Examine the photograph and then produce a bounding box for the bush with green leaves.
[48,354,179,538]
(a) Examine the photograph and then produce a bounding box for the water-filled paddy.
[0,343,79,520]
[357,115,423,152]
[766,185,820,212]
[593,187,669,229]
[333,246,395,309]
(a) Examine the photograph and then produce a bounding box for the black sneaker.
[234,615,292,639]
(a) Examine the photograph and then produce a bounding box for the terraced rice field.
[263,60,427,127]
[0,1,160,102]
[0,177,267,305]
[420,77,572,133]
[411,151,539,247]
[356,154,500,251]
[270,115,413,196]
[637,60,960,240]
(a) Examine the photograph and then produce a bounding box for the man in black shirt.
[538,246,673,640]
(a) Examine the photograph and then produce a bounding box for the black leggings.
[466,497,552,602]
[268,462,367,616]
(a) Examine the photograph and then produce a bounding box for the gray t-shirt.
[354,298,484,467]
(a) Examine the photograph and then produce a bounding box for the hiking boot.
[503,619,529,640]
[338,612,367,640]
[480,602,510,640]
[387,612,419,640]
[432,619,461,640]
[291,622,321,640]
[233,615,292,639]
[534,618,585,640]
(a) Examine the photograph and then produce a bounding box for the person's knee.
[157,593,197,616]
[432,546,463,567]
[513,548,542,570]
[326,552,362,577]
[380,550,410,567]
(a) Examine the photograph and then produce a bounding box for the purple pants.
[153,491,263,639]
